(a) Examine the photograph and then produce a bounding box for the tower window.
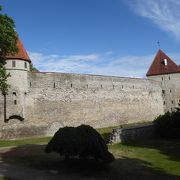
[24,62,27,68]
[169,76,170,80]
[13,92,16,96]
[14,100,17,105]
[12,61,16,67]
[162,90,165,94]
[71,83,73,88]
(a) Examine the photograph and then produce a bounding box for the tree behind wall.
[0,5,18,121]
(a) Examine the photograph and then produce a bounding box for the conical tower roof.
[6,37,31,62]
[146,49,180,76]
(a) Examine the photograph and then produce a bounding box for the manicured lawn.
[110,140,180,178]
[0,138,180,179]
[0,176,17,180]
[0,137,51,148]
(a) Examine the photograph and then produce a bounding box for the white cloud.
[127,0,180,39]
[29,51,180,78]
[29,51,161,78]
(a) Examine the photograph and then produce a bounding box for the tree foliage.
[45,124,114,163]
[0,5,18,95]
[30,64,39,72]
[154,104,180,138]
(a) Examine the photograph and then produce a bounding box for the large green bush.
[154,104,180,138]
[45,124,114,163]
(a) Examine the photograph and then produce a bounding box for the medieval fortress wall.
[0,46,180,139]
[0,66,165,139]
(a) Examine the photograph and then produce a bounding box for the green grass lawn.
[0,176,17,180]
[0,136,51,148]
[0,137,180,179]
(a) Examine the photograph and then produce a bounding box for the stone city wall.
[0,72,164,139]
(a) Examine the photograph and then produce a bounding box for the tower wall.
[148,73,180,112]
[1,59,30,121]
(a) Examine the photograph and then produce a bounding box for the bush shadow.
[0,144,180,179]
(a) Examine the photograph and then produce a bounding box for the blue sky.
[1,0,180,77]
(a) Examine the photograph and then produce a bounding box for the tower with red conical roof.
[4,37,31,121]
[147,49,180,112]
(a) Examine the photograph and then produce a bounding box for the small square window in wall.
[172,101,174,104]
[14,100,17,105]
[24,62,27,68]
[12,61,16,67]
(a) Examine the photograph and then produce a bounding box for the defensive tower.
[147,49,180,112]
[5,37,31,121]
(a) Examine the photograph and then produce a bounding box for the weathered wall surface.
[110,124,156,143]
[148,73,180,112]
[0,72,165,139]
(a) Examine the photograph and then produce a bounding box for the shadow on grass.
[122,138,180,162]
[0,144,180,179]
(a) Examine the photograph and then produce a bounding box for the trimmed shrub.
[154,104,180,138]
[45,124,114,163]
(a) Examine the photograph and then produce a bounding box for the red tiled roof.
[6,37,31,62]
[146,49,180,76]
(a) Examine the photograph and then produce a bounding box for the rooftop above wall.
[146,49,180,76]
[6,37,31,62]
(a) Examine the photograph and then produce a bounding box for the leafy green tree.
[30,64,39,72]
[0,5,18,122]
[154,103,180,138]
[0,5,18,95]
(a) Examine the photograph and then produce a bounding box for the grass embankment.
[0,176,18,180]
[0,123,151,147]
[0,137,51,148]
